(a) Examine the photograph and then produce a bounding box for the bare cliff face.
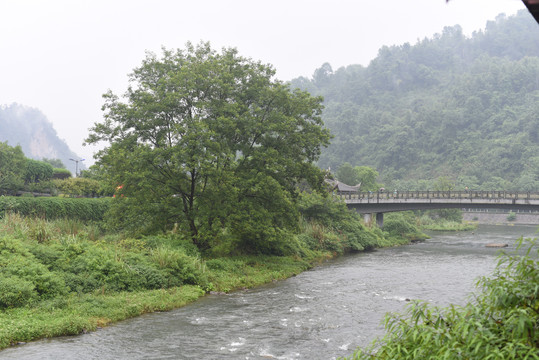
[0,103,83,174]
[28,124,59,159]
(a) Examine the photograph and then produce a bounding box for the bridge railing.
[336,190,539,201]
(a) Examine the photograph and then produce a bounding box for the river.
[1,224,537,360]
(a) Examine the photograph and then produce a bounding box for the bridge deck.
[340,191,539,214]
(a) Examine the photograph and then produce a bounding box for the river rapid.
[1,224,537,360]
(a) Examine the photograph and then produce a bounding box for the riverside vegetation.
[342,238,539,360]
[0,194,421,349]
[0,34,516,354]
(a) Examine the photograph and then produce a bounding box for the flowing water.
[1,225,537,360]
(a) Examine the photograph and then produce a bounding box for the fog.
[0,0,526,165]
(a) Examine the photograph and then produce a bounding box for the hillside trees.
[86,43,331,253]
[292,10,539,190]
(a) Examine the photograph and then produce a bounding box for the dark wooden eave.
[522,0,539,24]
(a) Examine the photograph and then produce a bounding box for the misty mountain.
[0,103,84,174]
[290,10,539,191]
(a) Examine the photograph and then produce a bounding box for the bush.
[0,276,37,308]
[25,159,54,184]
[383,212,426,241]
[0,196,110,222]
[507,211,517,221]
[54,177,102,197]
[150,246,209,288]
[52,168,72,180]
[297,191,385,253]
[423,208,463,222]
[0,236,68,300]
[297,191,350,227]
[336,219,379,251]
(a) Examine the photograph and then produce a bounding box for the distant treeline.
[291,10,539,191]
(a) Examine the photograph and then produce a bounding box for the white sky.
[0,0,527,165]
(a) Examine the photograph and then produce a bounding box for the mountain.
[290,10,539,191]
[0,103,84,174]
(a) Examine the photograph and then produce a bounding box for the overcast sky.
[0,0,527,165]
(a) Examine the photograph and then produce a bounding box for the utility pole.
[69,158,85,177]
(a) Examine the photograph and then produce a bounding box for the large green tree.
[0,142,26,195]
[87,43,331,253]
[336,163,379,191]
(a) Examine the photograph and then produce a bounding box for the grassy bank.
[421,220,477,231]
[0,205,417,350]
[0,255,319,349]
[417,211,478,232]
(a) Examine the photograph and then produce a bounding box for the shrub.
[25,159,54,184]
[336,218,379,251]
[424,208,463,222]
[52,168,72,180]
[383,212,425,241]
[0,196,110,222]
[299,222,345,254]
[297,191,350,227]
[150,246,209,288]
[54,177,102,197]
[507,211,517,221]
[0,236,68,300]
[0,276,37,308]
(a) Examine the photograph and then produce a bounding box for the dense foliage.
[343,238,539,359]
[0,142,26,195]
[291,11,539,191]
[0,142,75,196]
[0,190,408,348]
[53,178,103,198]
[24,159,53,184]
[336,163,380,190]
[87,42,331,253]
[0,197,110,222]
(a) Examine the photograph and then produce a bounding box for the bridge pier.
[376,213,384,228]
[363,213,384,228]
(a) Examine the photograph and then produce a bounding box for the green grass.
[422,220,477,231]
[0,286,204,348]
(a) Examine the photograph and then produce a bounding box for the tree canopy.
[336,163,379,191]
[87,42,331,253]
[0,142,26,195]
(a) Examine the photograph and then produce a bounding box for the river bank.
[463,211,539,225]
[2,225,534,359]
[0,219,410,351]
[0,255,324,350]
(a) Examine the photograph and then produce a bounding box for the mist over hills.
[0,103,84,174]
[291,10,539,191]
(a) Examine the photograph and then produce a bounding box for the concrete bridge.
[340,190,539,227]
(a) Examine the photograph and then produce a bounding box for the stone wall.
[463,211,539,226]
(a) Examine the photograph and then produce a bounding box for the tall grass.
[0,212,103,242]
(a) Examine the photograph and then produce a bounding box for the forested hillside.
[291,10,539,191]
[0,103,83,174]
